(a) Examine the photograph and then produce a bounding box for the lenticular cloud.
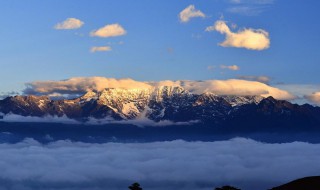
[0,138,319,190]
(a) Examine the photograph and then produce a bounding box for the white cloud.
[54,18,84,30]
[206,20,270,50]
[305,92,320,105]
[0,138,319,190]
[220,65,240,71]
[24,77,295,100]
[229,0,274,4]
[90,46,112,53]
[179,5,206,23]
[90,24,126,38]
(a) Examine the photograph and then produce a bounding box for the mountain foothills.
[1,86,320,130]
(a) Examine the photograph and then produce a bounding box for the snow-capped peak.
[222,95,264,107]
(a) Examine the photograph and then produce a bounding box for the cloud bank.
[237,75,271,84]
[23,77,295,100]
[305,92,320,105]
[24,77,152,96]
[90,24,126,38]
[0,138,319,190]
[150,79,294,100]
[271,84,320,105]
[206,20,270,50]
[0,114,80,124]
[179,5,206,23]
[220,65,240,71]
[90,46,112,52]
[0,113,198,127]
[54,18,84,30]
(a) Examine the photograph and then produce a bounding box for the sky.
[1,0,320,104]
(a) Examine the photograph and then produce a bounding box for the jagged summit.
[0,86,319,127]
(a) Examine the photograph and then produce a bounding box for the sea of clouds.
[0,113,199,127]
[0,138,319,190]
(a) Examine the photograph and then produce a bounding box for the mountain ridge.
[0,86,320,129]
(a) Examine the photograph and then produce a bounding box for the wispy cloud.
[229,0,274,5]
[273,84,320,105]
[227,0,274,15]
[227,6,265,16]
[0,113,198,127]
[0,91,20,100]
[220,65,240,71]
[179,5,206,23]
[207,65,215,70]
[90,24,126,38]
[305,92,320,105]
[206,20,270,50]
[238,75,271,84]
[90,46,112,53]
[54,18,84,30]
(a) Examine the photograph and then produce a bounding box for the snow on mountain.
[1,86,319,127]
[222,95,264,107]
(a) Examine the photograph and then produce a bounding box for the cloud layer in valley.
[0,113,199,127]
[206,20,270,50]
[54,18,84,30]
[23,77,295,100]
[179,5,206,23]
[0,138,319,190]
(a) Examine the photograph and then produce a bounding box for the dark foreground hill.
[270,176,320,190]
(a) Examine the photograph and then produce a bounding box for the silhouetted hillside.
[270,176,320,190]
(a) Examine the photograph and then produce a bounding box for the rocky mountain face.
[0,86,320,128]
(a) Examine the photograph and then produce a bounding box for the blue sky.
[0,0,320,102]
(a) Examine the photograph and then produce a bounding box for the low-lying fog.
[0,138,319,190]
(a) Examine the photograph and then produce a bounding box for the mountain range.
[0,86,320,130]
